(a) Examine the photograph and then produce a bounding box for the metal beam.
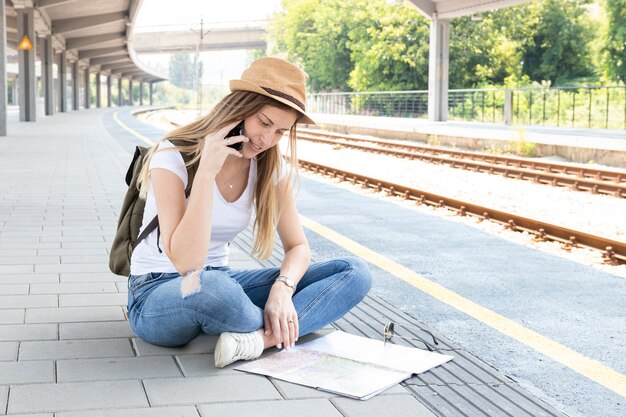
[18,8,36,122]
[78,46,124,60]
[84,67,90,109]
[43,34,54,115]
[37,0,81,8]
[58,50,67,112]
[71,59,79,110]
[99,61,132,71]
[52,12,126,35]
[106,75,111,107]
[428,17,449,121]
[89,54,128,65]
[66,32,123,50]
[95,72,101,108]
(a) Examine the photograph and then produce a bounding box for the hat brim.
[230,79,315,125]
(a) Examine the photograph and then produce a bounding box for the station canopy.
[6,0,164,82]
[406,0,533,19]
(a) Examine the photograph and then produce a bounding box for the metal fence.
[307,86,626,130]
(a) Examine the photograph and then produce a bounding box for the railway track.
[298,158,626,265]
[297,128,626,199]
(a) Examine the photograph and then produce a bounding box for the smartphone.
[225,121,245,151]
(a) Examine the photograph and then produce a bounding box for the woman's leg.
[128,269,264,347]
[229,256,372,337]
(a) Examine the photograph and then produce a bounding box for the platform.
[309,112,626,169]
[1,108,622,416]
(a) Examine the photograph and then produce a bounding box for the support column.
[117,77,123,106]
[17,8,36,121]
[58,50,67,112]
[96,72,101,108]
[107,75,112,107]
[43,35,54,116]
[84,67,90,109]
[139,81,144,106]
[0,0,8,135]
[129,79,133,105]
[428,17,449,122]
[149,82,153,106]
[12,77,18,105]
[71,61,79,110]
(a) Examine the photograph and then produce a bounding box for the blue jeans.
[127,256,372,347]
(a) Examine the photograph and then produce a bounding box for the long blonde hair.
[137,91,299,260]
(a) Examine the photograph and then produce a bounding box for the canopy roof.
[7,0,164,82]
[406,0,533,19]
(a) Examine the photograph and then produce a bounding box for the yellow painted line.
[112,110,155,146]
[300,215,626,398]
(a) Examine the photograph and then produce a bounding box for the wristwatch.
[275,275,296,290]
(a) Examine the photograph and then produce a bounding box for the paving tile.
[176,354,238,377]
[0,295,57,309]
[0,342,18,361]
[34,263,110,274]
[0,324,57,342]
[133,334,217,356]
[0,285,29,295]
[57,356,182,382]
[55,406,200,417]
[7,380,148,414]
[0,309,24,324]
[37,248,106,256]
[0,257,59,265]
[60,272,120,283]
[61,255,109,264]
[19,339,133,360]
[331,394,437,417]
[25,306,124,323]
[0,265,34,274]
[0,274,59,285]
[60,321,135,340]
[59,293,127,307]
[0,360,55,384]
[0,386,7,416]
[30,282,117,294]
[198,399,343,417]
[144,374,281,406]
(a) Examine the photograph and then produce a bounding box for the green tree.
[347,1,430,91]
[604,0,626,83]
[168,54,202,90]
[270,0,354,91]
[521,0,594,83]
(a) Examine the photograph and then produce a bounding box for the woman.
[127,57,372,368]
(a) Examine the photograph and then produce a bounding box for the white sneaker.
[214,331,264,368]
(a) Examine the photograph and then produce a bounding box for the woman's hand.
[198,121,248,176]
[264,284,298,349]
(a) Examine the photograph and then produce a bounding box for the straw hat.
[230,57,315,125]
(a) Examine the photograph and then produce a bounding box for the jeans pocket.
[129,272,167,293]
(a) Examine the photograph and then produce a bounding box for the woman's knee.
[342,256,372,297]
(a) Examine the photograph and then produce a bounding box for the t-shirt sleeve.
[149,141,188,188]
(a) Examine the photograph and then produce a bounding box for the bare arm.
[263,174,311,348]
[151,121,248,274]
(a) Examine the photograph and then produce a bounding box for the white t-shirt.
[130,140,258,275]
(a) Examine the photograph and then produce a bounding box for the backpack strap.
[133,139,200,251]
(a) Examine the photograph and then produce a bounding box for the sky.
[134,0,283,86]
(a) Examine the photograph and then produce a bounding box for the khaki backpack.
[109,140,198,276]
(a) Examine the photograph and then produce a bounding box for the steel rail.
[297,132,626,198]
[298,158,626,265]
[298,128,626,184]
